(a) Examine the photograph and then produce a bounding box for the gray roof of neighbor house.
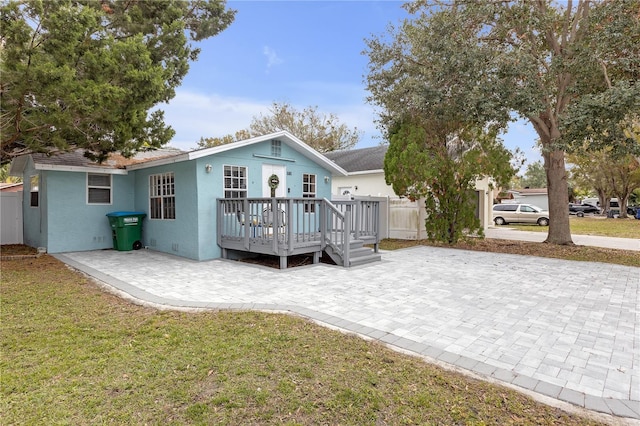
[10,147,185,176]
[32,148,185,168]
[509,188,548,195]
[324,145,387,173]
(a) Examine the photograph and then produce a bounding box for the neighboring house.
[507,188,549,210]
[325,145,495,240]
[9,131,381,267]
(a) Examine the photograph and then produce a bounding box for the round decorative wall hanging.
[268,174,280,189]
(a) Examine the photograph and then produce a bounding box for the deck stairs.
[324,236,381,267]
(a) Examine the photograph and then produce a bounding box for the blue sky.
[161,0,542,169]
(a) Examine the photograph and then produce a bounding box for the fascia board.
[34,164,129,175]
[346,169,384,176]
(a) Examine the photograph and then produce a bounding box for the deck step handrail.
[321,198,351,266]
[331,198,380,244]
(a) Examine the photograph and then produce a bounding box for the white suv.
[493,203,550,226]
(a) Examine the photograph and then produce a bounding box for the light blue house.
[10,131,382,268]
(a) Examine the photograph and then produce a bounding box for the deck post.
[279,256,287,269]
[354,200,361,240]
[320,199,327,250]
[271,197,279,254]
[287,198,294,254]
[243,198,250,250]
[344,204,352,267]
[216,200,223,246]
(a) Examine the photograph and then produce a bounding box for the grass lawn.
[1,252,608,425]
[379,237,640,267]
[507,216,640,239]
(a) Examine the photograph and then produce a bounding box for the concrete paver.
[55,245,640,422]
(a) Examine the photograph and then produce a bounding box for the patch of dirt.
[1,244,38,256]
[239,253,337,269]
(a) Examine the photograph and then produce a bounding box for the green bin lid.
[106,211,146,217]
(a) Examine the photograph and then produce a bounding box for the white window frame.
[223,165,248,213]
[302,173,316,213]
[149,172,175,220]
[87,173,112,205]
[223,165,247,199]
[271,139,281,157]
[29,174,39,207]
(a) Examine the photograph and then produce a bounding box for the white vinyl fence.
[1,192,24,244]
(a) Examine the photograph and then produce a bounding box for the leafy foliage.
[520,161,547,189]
[384,120,514,244]
[0,164,21,183]
[365,0,640,245]
[248,102,361,153]
[0,0,236,163]
[195,102,362,152]
[568,149,640,217]
[196,130,252,149]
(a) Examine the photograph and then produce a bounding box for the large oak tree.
[196,101,362,153]
[248,102,361,153]
[1,0,235,163]
[365,0,640,245]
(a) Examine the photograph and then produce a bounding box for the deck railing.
[217,197,380,266]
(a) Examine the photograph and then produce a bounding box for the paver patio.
[55,245,640,421]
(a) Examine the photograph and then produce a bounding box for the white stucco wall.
[512,194,549,210]
[331,171,395,198]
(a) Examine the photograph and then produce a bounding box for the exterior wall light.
[324,176,330,183]
[205,164,212,173]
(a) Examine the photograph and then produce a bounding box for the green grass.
[508,216,640,238]
[1,255,604,425]
[378,237,640,267]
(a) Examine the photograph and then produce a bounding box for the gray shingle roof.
[31,148,184,169]
[324,145,387,173]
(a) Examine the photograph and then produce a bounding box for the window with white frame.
[302,173,316,212]
[30,174,39,207]
[149,172,175,219]
[87,173,112,204]
[223,165,247,199]
[223,165,247,213]
[271,139,281,157]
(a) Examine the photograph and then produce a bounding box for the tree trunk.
[616,195,629,218]
[543,149,574,245]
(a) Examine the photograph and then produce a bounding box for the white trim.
[252,154,296,162]
[223,164,248,199]
[86,173,112,205]
[34,164,128,175]
[186,131,348,176]
[149,172,176,220]
[347,169,384,176]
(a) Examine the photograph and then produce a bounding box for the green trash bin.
[106,211,146,251]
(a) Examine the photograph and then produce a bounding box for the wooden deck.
[217,198,381,268]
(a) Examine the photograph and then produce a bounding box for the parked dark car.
[627,205,640,218]
[569,203,600,217]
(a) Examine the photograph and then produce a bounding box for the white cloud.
[262,46,283,71]
[159,89,383,151]
[159,90,270,151]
